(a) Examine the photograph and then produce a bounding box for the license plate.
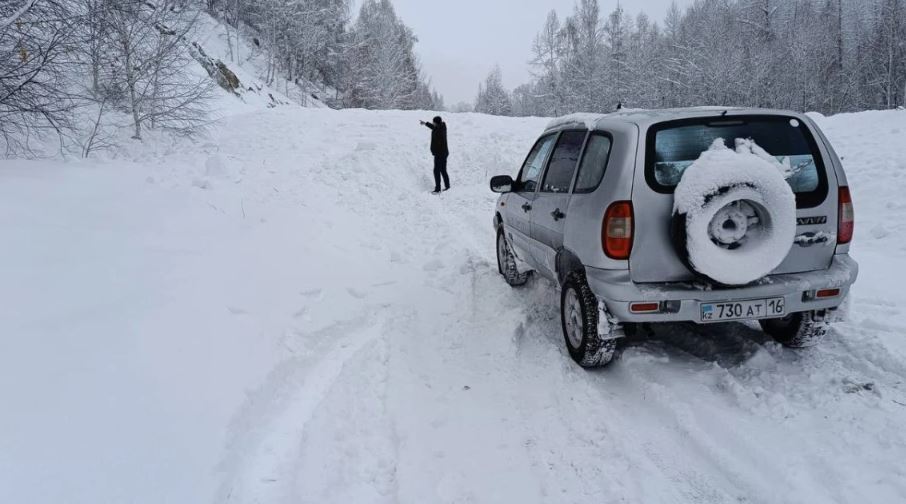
[700,297,785,322]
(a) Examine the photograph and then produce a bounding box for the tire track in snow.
[291,326,400,503]
[480,262,902,503]
[602,329,905,504]
[475,271,744,503]
[214,314,388,504]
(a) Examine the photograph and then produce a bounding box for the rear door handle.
[522,203,532,213]
[551,208,565,221]
[795,233,830,247]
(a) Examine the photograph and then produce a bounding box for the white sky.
[367,0,690,105]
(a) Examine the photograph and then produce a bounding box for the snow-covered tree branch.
[0,0,37,32]
[509,0,906,117]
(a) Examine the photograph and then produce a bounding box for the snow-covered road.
[2,108,905,503]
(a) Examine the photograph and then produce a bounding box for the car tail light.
[630,302,660,313]
[803,288,842,301]
[838,187,854,244]
[629,301,681,314]
[817,288,841,298]
[603,201,634,260]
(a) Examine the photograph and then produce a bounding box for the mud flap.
[827,295,851,323]
[598,301,627,341]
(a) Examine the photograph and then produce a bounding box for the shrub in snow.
[673,139,797,285]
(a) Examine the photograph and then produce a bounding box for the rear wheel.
[561,273,622,368]
[496,229,529,287]
[760,310,829,348]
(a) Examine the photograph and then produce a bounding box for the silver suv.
[491,108,858,368]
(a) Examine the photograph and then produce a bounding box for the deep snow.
[2,107,906,504]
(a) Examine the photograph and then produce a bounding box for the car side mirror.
[490,175,515,193]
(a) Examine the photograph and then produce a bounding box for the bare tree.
[0,0,77,154]
[867,0,906,108]
[530,11,565,116]
[99,0,212,140]
[0,0,38,31]
[517,0,906,116]
[81,95,113,158]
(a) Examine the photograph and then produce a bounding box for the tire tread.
[760,310,829,348]
[497,230,530,287]
[562,272,618,368]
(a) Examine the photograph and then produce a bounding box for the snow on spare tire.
[672,138,797,286]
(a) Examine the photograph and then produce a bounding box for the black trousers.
[433,155,450,191]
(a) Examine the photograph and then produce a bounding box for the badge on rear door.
[797,216,827,226]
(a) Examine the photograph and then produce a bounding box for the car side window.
[517,134,557,193]
[541,131,587,193]
[574,133,613,193]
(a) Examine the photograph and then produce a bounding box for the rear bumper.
[585,254,859,324]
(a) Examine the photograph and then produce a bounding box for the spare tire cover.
[672,139,797,286]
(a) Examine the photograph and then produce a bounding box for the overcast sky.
[372,0,689,105]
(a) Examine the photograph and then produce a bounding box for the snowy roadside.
[1,108,905,503]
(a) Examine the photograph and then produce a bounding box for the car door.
[530,130,587,279]
[506,133,557,268]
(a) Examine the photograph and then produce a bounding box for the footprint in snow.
[300,288,323,298]
[423,259,444,272]
[347,288,368,299]
[870,224,890,239]
[843,378,878,395]
[390,251,405,264]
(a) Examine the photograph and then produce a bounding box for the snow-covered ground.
[2,107,905,504]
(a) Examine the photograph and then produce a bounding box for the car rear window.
[646,116,829,208]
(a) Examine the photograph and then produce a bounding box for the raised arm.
[420,120,436,130]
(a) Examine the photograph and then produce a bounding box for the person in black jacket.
[420,116,450,193]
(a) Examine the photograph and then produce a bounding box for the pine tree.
[0,0,74,153]
[475,66,512,116]
[339,0,438,110]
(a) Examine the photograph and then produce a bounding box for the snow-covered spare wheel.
[672,138,797,286]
